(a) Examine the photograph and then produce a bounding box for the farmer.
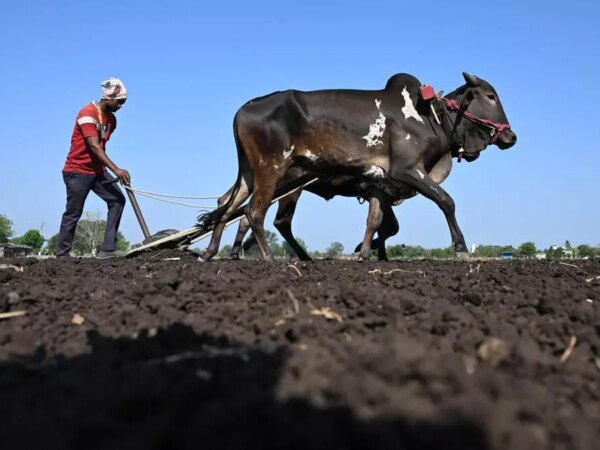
[55,77,131,259]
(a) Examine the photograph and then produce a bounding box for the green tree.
[282,237,308,258]
[386,244,405,258]
[241,229,283,258]
[404,245,425,258]
[324,241,344,258]
[13,229,45,252]
[217,244,233,258]
[70,211,130,255]
[428,246,455,259]
[116,232,130,251]
[0,214,14,243]
[518,241,537,258]
[42,228,128,256]
[576,244,594,258]
[386,244,425,259]
[44,233,59,255]
[473,245,515,258]
[546,247,564,260]
[265,230,279,248]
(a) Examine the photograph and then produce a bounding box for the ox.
[198,72,516,261]
[229,166,401,261]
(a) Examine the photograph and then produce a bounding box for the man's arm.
[84,136,131,186]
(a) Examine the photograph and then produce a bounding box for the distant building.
[550,245,574,258]
[0,243,33,258]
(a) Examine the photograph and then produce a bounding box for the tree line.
[385,240,599,259]
[2,212,599,259]
[217,230,346,259]
[219,234,600,260]
[1,212,128,256]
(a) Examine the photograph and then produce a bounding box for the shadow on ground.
[0,323,490,450]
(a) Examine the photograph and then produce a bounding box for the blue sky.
[1,0,598,253]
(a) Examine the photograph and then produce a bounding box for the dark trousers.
[55,172,126,256]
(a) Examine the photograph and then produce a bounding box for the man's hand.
[114,168,131,186]
[83,136,131,186]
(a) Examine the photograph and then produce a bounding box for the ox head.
[445,73,517,162]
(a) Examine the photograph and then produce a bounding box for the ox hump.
[401,87,424,124]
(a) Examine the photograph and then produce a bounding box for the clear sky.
[1,0,598,253]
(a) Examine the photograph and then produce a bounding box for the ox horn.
[463,72,480,87]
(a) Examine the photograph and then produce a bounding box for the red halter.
[440,98,511,144]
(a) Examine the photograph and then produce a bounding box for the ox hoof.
[198,252,213,262]
[456,252,470,261]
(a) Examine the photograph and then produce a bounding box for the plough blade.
[126,176,319,257]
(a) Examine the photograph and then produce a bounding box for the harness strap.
[93,101,106,141]
[440,98,511,144]
[432,97,464,160]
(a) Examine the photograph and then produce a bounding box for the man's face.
[106,98,126,113]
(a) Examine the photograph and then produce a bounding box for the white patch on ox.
[375,99,382,109]
[416,169,425,179]
[405,134,411,140]
[304,150,318,162]
[401,87,424,123]
[283,145,295,159]
[364,165,385,179]
[362,112,386,147]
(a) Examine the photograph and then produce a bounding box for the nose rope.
[440,98,511,144]
[123,185,219,209]
[123,186,220,200]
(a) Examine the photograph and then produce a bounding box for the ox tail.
[195,116,246,234]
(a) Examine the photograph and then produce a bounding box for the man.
[55,77,131,259]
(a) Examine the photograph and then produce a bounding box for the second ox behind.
[197,72,517,261]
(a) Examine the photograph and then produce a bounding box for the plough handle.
[102,178,151,239]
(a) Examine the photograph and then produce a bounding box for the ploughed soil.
[1,253,599,450]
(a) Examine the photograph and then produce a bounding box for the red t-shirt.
[63,102,117,174]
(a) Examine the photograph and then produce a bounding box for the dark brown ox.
[198,72,516,261]
[229,167,402,261]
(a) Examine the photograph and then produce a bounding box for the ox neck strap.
[436,96,466,161]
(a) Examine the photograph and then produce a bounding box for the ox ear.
[463,72,480,87]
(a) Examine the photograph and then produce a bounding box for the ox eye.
[486,93,496,101]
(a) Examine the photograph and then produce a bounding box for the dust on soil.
[1,255,599,450]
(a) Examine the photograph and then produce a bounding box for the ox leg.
[375,204,400,261]
[230,216,251,260]
[273,190,311,261]
[396,168,468,255]
[242,233,257,253]
[358,191,389,261]
[201,178,251,261]
[246,175,282,261]
[354,199,404,259]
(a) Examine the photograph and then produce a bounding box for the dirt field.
[0,254,599,450]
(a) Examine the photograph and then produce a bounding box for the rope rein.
[123,186,217,209]
[123,177,320,210]
[124,186,220,200]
